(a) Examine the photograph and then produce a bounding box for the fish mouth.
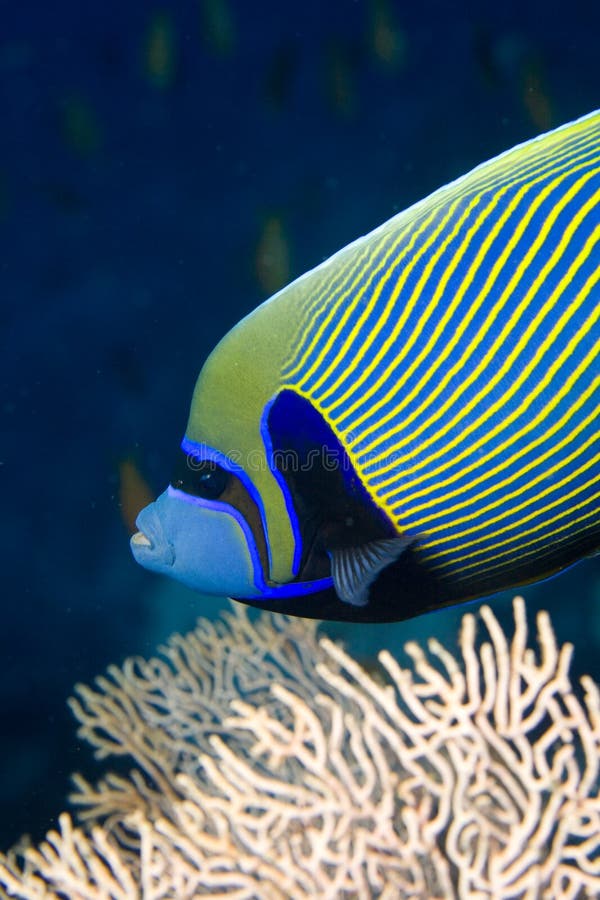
[130,503,175,568]
[131,530,153,549]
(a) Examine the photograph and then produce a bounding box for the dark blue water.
[1,0,599,849]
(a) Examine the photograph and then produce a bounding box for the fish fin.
[329,536,412,607]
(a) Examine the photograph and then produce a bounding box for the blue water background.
[1,0,599,849]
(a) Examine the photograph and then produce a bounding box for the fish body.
[132,110,600,622]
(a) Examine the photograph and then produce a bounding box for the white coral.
[0,597,599,899]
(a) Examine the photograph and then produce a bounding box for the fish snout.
[130,501,175,569]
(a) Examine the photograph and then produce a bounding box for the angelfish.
[131,110,600,622]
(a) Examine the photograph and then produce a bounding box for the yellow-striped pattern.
[281,111,600,595]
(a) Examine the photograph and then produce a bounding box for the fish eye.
[171,453,230,500]
[193,461,229,500]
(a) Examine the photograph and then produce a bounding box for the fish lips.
[130,502,175,570]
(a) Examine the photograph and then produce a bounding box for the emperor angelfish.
[131,110,600,623]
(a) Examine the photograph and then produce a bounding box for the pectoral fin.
[329,537,412,607]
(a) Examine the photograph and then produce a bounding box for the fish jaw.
[130,499,175,570]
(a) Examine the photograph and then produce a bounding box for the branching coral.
[0,597,599,899]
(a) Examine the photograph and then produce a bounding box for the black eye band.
[171,450,230,501]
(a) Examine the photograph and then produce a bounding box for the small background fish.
[1,0,600,853]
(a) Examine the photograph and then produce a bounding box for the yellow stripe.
[284,239,377,380]
[286,119,600,395]
[287,226,600,537]
[291,200,455,389]
[447,505,600,582]
[284,115,599,389]
[430,484,600,577]
[308,192,488,397]
[346,161,600,447]
[363,196,600,482]
[411,418,600,531]
[284,214,426,383]
[420,449,600,556]
[317,134,600,416]
[376,323,600,498]
[398,254,600,531]
[283,237,376,373]
[390,366,600,513]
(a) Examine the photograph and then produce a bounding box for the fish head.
[129,305,334,601]
[129,269,422,616]
[130,382,419,617]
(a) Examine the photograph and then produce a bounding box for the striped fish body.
[132,111,600,622]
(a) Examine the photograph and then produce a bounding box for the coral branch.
[1,598,598,898]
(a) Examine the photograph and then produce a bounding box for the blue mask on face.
[131,487,260,596]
